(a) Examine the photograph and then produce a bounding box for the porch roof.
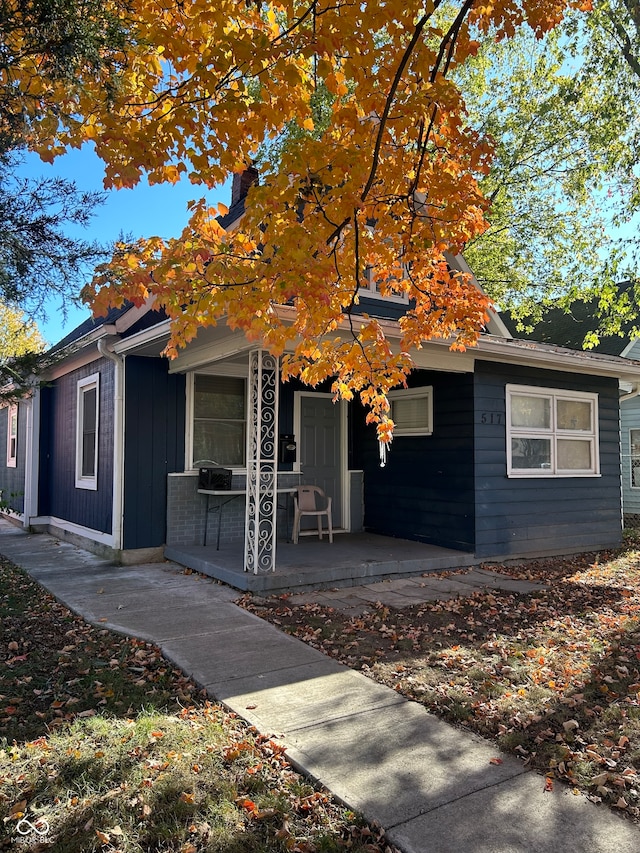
[48,293,640,390]
[113,309,640,388]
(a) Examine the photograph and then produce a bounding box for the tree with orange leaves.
[11,0,589,438]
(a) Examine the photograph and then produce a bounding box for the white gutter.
[620,386,640,403]
[54,323,118,357]
[45,324,119,381]
[111,319,171,354]
[473,334,640,383]
[97,338,125,553]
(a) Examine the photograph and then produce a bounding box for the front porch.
[164,533,482,594]
[164,346,482,590]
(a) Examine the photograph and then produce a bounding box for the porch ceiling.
[168,325,255,373]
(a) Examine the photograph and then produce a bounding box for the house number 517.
[480,412,503,425]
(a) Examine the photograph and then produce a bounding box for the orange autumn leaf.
[235,797,257,814]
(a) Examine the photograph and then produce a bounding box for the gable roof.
[50,302,134,352]
[502,284,637,358]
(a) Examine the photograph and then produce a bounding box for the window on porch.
[192,375,246,468]
[388,387,433,435]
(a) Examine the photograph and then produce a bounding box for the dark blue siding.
[0,402,27,514]
[122,357,185,549]
[473,360,622,557]
[352,370,476,550]
[39,359,114,533]
[278,380,296,472]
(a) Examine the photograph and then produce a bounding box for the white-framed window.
[630,429,640,488]
[75,373,99,490]
[361,266,409,303]
[191,374,247,468]
[506,384,599,477]
[6,404,17,468]
[389,387,433,436]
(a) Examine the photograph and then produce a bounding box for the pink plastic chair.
[293,486,333,543]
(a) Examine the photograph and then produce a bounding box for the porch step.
[164,535,481,593]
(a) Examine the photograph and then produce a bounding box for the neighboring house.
[504,296,640,523]
[0,398,29,518]
[3,181,640,583]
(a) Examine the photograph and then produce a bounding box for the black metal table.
[198,488,297,550]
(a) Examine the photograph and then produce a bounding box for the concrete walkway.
[1,520,639,853]
[281,568,548,613]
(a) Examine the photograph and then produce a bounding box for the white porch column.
[244,349,279,573]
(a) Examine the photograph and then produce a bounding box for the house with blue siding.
[2,184,640,587]
[3,295,638,587]
[504,296,640,524]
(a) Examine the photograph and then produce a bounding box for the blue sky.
[16,145,228,346]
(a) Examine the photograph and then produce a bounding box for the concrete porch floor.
[164,533,482,593]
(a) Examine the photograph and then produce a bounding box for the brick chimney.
[231,166,259,206]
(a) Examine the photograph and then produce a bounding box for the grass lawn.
[242,535,640,823]
[0,557,397,853]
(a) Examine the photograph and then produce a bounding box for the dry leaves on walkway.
[241,540,640,822]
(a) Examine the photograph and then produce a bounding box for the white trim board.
[29,516,115,547]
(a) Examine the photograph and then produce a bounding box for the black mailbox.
[279,434,297,464]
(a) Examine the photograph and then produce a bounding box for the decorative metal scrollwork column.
[244,349,280,574]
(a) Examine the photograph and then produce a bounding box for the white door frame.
[293,391,350,531]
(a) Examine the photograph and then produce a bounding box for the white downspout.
[97,338,125,554]
[23,385,40,528]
